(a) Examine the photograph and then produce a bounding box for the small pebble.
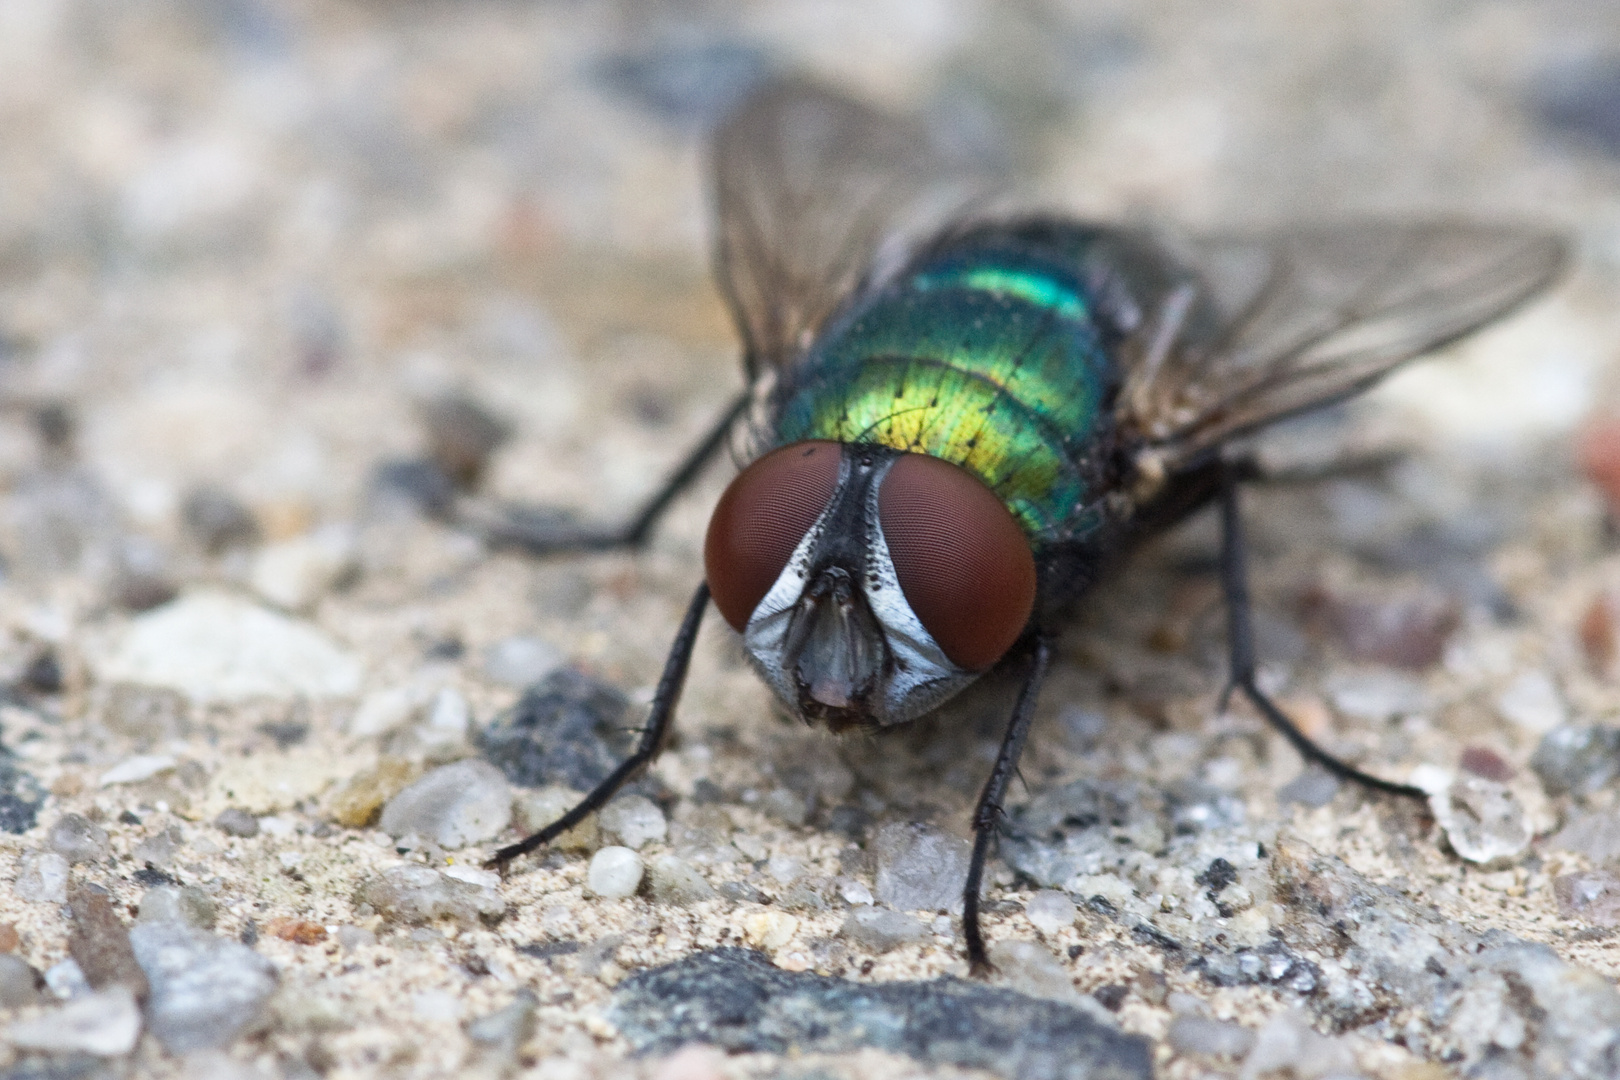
[599,794,667,850]
[1496,671,1567,734]
[1277,767,1340,808]
[647,854,716,906]
[214,807,260,838]
[355,865,506,928]
[742,911,799,951]
[1025,890,1078,935]
[1167,1014,1255,1060]
[94,591,363,703]
[838,878,875,906]
[6,984,142,1056]
[379,758,512,849]
[419,392,512,488]
[479,668,632,790]
[761,787,809,826]
[482,636,564,688]
[45,957,91,999]
[1580,590,1619,674]
[133,828,180,868]
[181,486,260,553]
[466,989,539,1069]
[349,686,420,737]
[370,458,457,518]
[1303,584,1458,670]
[1459,746,1516,782]
[1547,809,1620,862]
[129,921,279,1052]
[15,851,70,903]
[987,940,1081,1004]
[1093,984,1128,1012]
[336,925,376,951]
[0,954,44,1007]
[266,917,327,945]
[138,885,217,929]
[68,885,150,1000]
[871,821,972,912]
[840,908,927,952]
[100,753,177,786]
[1430,775,1532,867]
[1241,1010,1355,1079]
[248,525,357,612]
[1553,870,1620,926]
[328,757,420,829]
[587,846,646,899]
[512,786,601,851]
[47,812,109,864]
[1530,724,1620,796]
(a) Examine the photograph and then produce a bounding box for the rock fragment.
[0,954,44,1007]
[137,885,218,929]
[479,668,632,790]
[598,794,666,850]
[871,822,972,912]
[213,807,260,838]
[129,921,278,1052]
[512,786,600,851]
[465,989,539,1075]
[1530,724,1620,796]
[840,907,928,952]
[1025,890,1078,935]
[1553,870,1620,926]
[68,886,150,1001]
[95,591,363,702]
[647,854,715,906]
[181,486,260,553]
[1548,809,1620,862]
[1428,774,1531,867]
[379,758,511,849]
[1167,1013,1254,1060]
[15,851,70,903]
[249,525,358,612]
[6,984,142,1056]
[354,865,506,927]
[481,636,564,688]
[609,947,1152,1080]
[586,846,644,899]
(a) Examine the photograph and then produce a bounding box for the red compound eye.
[878,453,1036,670]
[705,441,842,631]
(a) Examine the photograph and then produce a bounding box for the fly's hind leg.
[1217,469,1427,801]
[963,637,1052,976]
[458,391,750,556]
[486,582,711,870]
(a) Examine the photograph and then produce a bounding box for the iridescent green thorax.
[773,229,1116,543]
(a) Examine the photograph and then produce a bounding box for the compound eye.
[705,440,842,631]
[878,453,1036,669]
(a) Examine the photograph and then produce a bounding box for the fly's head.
[704,440,1037,729]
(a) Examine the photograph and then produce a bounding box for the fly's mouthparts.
[783,565,884,718]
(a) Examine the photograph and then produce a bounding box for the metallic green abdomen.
[774,234,1115,543]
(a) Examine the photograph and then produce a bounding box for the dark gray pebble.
[479,668,633,790]
[609,947,1151,1080]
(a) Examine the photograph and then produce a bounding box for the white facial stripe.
[740,451,976,725]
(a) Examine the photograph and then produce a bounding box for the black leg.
[964,637,1052,976]
[486,582,711,869]
[1217,470,1427,801]
[464,391,750,555]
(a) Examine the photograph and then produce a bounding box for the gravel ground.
[4,2,1620,1078]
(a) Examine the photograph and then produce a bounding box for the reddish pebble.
[1579,419,1620,515]
[1581,591,1619,675]
[267,918,328,945]
[1460,746,1516,782]
[0,924,19,952]
[1301,584,1459,670]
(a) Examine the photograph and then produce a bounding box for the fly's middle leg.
[1216,469,1428,802]
[485,582,711,870]
[963,636,1052,976]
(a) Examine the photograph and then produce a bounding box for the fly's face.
[704,441,1037,729]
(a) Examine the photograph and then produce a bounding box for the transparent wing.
[1119,221,1567,471]
[712,79,984,379]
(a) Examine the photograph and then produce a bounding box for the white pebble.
[7,985,142,1056]
[1025,890,1078,935]
[349,687,419,737]
[15,851,70,903]
[99,754,177,786]
[598,794,666,850]
[587,847,645,899]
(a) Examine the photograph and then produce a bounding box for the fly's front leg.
[486,582,710,869]
[1217,470,1427,801]
[459,391,750,556]
[963,637,1052,976]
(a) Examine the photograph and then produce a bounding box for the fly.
[476,78,1566,974]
